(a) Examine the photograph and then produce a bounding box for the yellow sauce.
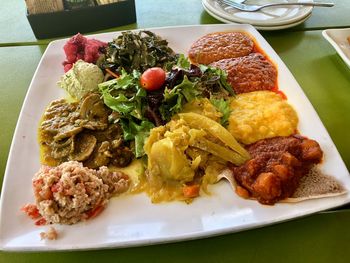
[228,91,298,145]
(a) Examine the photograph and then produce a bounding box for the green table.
[1,0,350,45]
[1,0,350,262]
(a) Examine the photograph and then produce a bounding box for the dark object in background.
[26,0,136,39]
[64,0,96,10]
[25,0,65,14]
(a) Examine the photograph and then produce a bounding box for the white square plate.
[322,28,350,69]
[1,24,350,251]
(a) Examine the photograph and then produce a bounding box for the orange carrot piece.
[183,184,200,198]
[86,205,105,219]
[235,185,250,199]
[105,68,120,79]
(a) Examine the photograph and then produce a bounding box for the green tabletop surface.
[1,0,350,45]
[1,210,350,262]
[1,0,350,262]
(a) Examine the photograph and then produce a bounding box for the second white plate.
[204,0,313,27]
[322,28,350,69]
[203,0,311,30]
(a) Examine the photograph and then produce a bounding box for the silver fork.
[219,0,334,12]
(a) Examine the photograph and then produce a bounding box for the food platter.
[1,24,349,251]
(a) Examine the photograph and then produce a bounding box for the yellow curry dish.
[143,112,250,203]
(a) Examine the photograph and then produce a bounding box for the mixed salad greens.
[98,56,234,158]
[61,30,235,159]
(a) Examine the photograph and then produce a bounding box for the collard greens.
[100,30,177,73]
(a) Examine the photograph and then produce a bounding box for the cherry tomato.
[140,67,166,91]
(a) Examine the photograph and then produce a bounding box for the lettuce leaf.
[210,98,231,127]
[198,65,235,97]
[120,118,154,158]
[159,75,199,121]
[176,54,191,69]
[99,70,151,157]
[98,70,146,119]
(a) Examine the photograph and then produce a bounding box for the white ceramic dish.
[322,28,350,69]
[203,1,312,30]
[204,0,313,27]
[1,24,350,251]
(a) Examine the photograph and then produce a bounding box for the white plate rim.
[322,28,350,69]
[203,0,313,27]
[0,24,349,251]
